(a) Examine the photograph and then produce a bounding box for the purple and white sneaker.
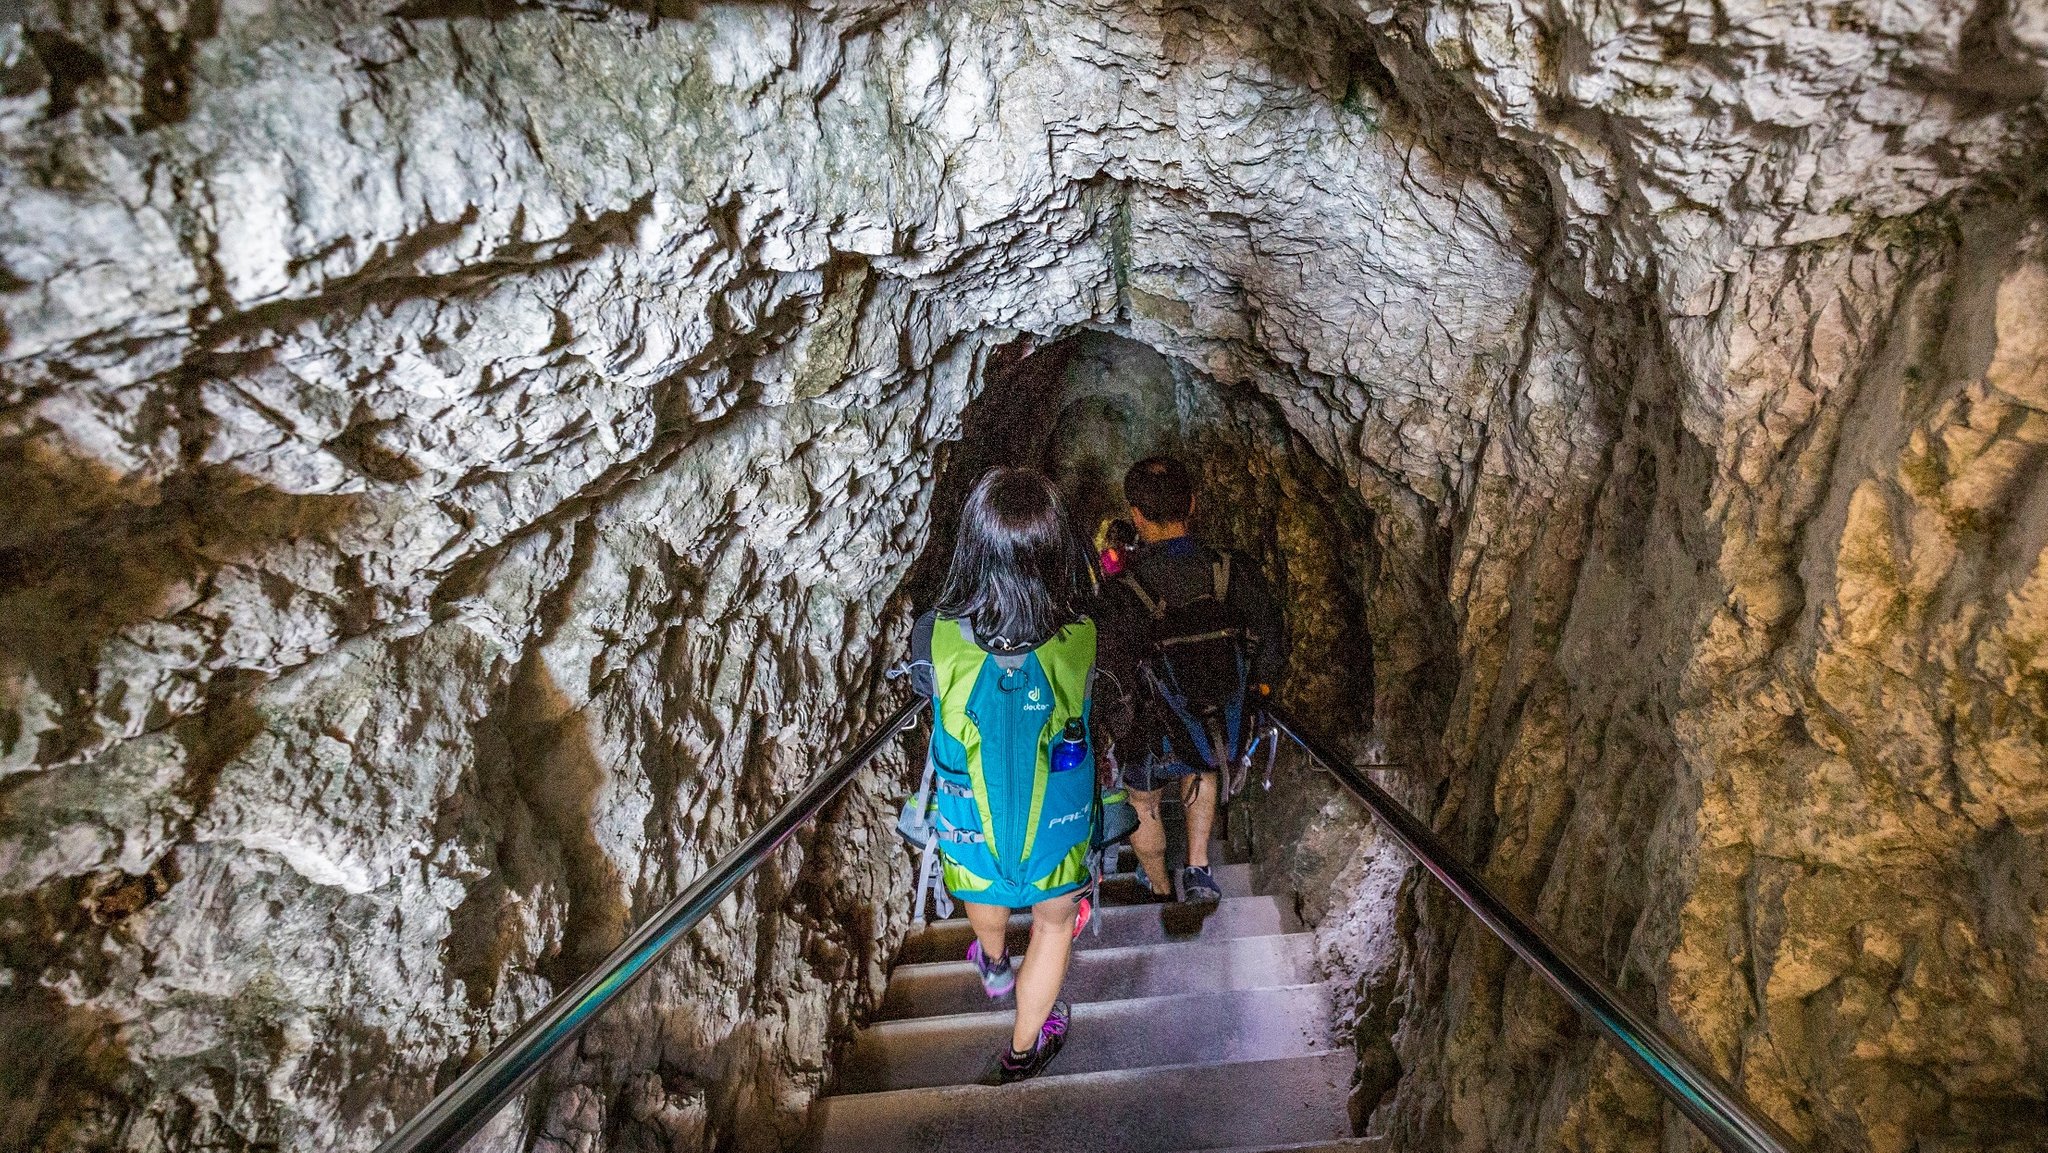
[967,939,1015,999]
[979,1000,1071,1085]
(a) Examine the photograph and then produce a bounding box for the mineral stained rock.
[0,0,2042,1151]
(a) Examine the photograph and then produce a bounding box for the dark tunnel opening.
[898,328,1378,743]
[885,326,1400,923]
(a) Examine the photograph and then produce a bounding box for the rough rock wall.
[1382,211,2048,1153]
[5,0,2043,1151]
[1321,0,2048,1150]
[0,2,1549,1150]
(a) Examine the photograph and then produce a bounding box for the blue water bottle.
[1049,720,1088,773]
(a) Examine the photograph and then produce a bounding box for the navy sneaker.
[979,1001,1071,1085]
[1180,865,1223,904]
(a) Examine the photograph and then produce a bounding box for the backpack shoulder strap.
[908,611,939,699]
[1213,553,1232,602]
[929,617,995,737]
[1033,616,1099,696]
[1119,571,1168,620]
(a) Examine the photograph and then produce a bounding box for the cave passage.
[905,329,1379,746]
[889,321,1410,953]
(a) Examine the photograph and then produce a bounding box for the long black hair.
[936,467,1091,650]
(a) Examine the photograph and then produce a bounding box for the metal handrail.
[376,698,924,1153]
[1266,705,1799,1153]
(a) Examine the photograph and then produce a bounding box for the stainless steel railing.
[376,698,924,1153]
[1266,705,1799,1153]
[375,689,1793,1153]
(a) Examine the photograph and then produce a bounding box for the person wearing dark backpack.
[1097,456,1288,903]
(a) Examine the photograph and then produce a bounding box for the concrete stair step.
[836,982,1338,1092]
[877,931,1316,1021]
[897,894,1293,965]
[1099,861,1254,902]
[808,1050,1355,1153]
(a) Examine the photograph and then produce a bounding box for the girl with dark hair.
[906,467,1101,1084]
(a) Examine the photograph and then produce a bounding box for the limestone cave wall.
[0,1,2042,1152]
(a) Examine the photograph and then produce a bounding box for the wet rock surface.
[0,0,2042,1151]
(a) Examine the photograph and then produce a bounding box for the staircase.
[806,836,1372,1153]
[384,702,1790,1153]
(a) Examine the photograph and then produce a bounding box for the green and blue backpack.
[897,611,1129,921]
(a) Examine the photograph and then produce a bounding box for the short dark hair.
[1123,456,1193,524]
[937,468,1091,649]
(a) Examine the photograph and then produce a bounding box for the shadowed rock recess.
[0,0,2043,1150]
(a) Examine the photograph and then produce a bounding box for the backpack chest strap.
[1158,628,1245,648]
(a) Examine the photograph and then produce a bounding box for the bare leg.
[1011,894,1080,1052]
[1182,771,1219,870]
[963,900,1011,965]
[1127,786,1172,895]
